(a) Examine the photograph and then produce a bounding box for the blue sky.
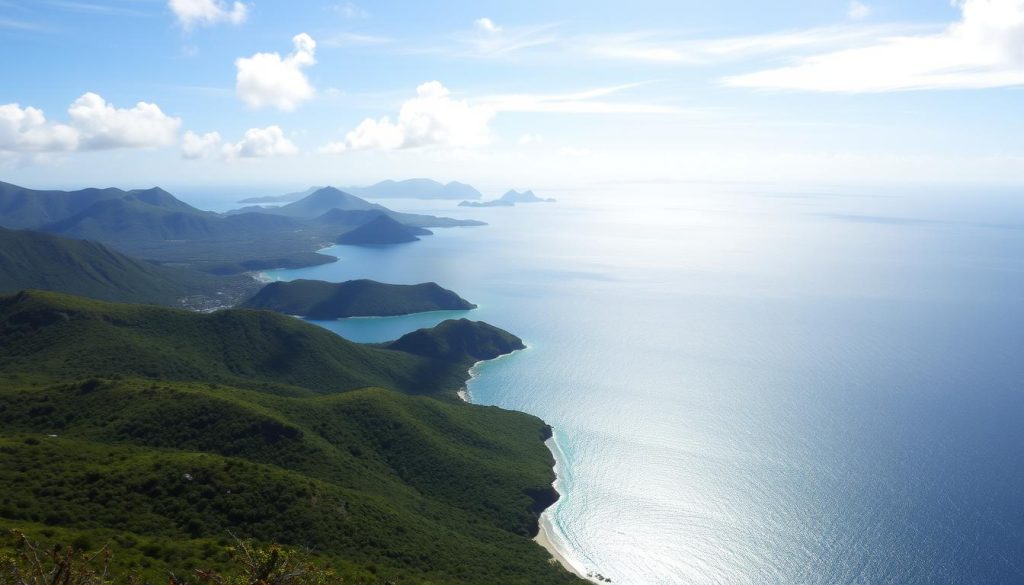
[1,0,1023,193]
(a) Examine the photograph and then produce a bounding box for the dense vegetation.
[335,216,424,246]
[385,319,526,363]
[0,182,479,274]
[0,291,576,584]
[1,533,345,585]
[241,279,476,319]
[0,227,257,309]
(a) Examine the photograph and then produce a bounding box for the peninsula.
[241,278,476,319]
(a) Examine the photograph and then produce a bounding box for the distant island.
[236,186,322,204]
[238,179,484,204]
[348,178,483,200]
[242,278,476,319]
[460,189,556,208]
[0,181,483,275]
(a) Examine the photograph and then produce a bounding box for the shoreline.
[535,510,588,580]
[458,349,591,581]
[534,433,591,581]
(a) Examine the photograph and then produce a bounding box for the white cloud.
[518,133,543,146]
[168,0,247,29]
[725,0,1024,92]
[474,17,502,33]
[222,125,298,158]
[325,81,494,152]
[0,104,79,152]
[181,130,222,159]
[0,93,180,154]
[481,83,679,114]
[580,25,919,64]
[68,93,181,149]
[235,33,317,111]
[335,2,367,19]
[321,32,393,48]
[848,1,871,20]
[182,126,298,159]
[455,22,558,57]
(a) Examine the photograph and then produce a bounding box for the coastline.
[535,433,591,581]
[458,348,591,581]
[536,509,588,580]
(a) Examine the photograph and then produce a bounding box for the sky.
[1,0,1023,194]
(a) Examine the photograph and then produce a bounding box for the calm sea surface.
[245,185,1024,584]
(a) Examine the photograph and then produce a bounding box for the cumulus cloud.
[68,93,181,149]
[323,81,494,152]
[0,93,180,154]
[224,126,298,158]
[168,0,247,29]
[184,126,297,159]
[235,33,317,111]
[725,0,1024,92]
[0,104,79,152]
[181,130,222,159]
[848,1,871,20]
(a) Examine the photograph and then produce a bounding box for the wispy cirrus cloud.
[0,17,51,32]
[725,0,1024,92]
[480,83,680,114]
[448,17,559,57]
[45,1,148,17]
[320,32,394,48]
[577,23,927,64]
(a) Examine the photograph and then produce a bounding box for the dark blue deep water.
[253,186,1024,584]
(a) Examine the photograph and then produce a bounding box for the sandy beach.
[535,514,588,580]
[460,355,588,579]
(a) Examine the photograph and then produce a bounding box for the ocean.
[245,184,1024,584]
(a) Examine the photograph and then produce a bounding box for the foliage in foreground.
[0,291,577,585]
[0,531,345,585]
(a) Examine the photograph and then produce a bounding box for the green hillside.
[241,279,476,319]
[0,227,256,309]
[0,291,577,584]
[0,181,131,229]
[336,215,422,245]
[0,181,478,275]
[386,318,527,362]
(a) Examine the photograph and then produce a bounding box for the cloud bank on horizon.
[1,0,1023,186]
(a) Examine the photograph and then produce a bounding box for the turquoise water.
[260,186,1024,584]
